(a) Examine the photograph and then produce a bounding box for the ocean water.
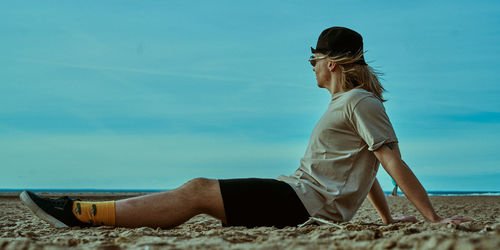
[384,191,500,196]
[1,189,499,196]
[0,189,164,194]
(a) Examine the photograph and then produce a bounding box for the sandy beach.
[1,194,499,249]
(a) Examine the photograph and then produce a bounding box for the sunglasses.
[308,55,329,67]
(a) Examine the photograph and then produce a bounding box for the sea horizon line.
[1,189,499,196]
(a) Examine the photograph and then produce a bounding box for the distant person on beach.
[392,178,399,196]
[20,27,472,229]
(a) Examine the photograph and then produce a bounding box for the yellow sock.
[72,201,116,226]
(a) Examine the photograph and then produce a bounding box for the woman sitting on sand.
[21,27,472,229]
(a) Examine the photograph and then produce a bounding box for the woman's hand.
[432,216,474,224]
[393,215,418,223]
[385,215,418,224]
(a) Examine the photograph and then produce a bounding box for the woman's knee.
[184,177,215,189]
[181,178,219,198]
[181,178,223,213]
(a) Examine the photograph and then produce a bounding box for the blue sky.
[1,0,499,191]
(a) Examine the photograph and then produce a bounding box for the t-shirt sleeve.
[349,96,398,151]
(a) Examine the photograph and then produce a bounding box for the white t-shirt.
[277,88,398,221]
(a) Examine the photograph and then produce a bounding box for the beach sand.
[1,194,499,249]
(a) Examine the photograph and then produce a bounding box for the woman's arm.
[373,143,472,223]
[367,178,393,224]
[368,178,417,224]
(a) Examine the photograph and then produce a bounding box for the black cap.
[311,26,367,65]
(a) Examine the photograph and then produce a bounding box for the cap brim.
[311,47,329,55]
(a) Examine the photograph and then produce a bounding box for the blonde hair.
[327,51,386,102]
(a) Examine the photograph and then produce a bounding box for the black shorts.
[218,178,310,228]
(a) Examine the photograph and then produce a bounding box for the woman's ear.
[328,62,336,72]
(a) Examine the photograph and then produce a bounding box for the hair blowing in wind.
[329,50,387,102]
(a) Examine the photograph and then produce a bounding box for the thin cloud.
[15,58,311,89]
[17,58,236,80]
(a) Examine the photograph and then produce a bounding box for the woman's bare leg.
[115,178,226,228]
